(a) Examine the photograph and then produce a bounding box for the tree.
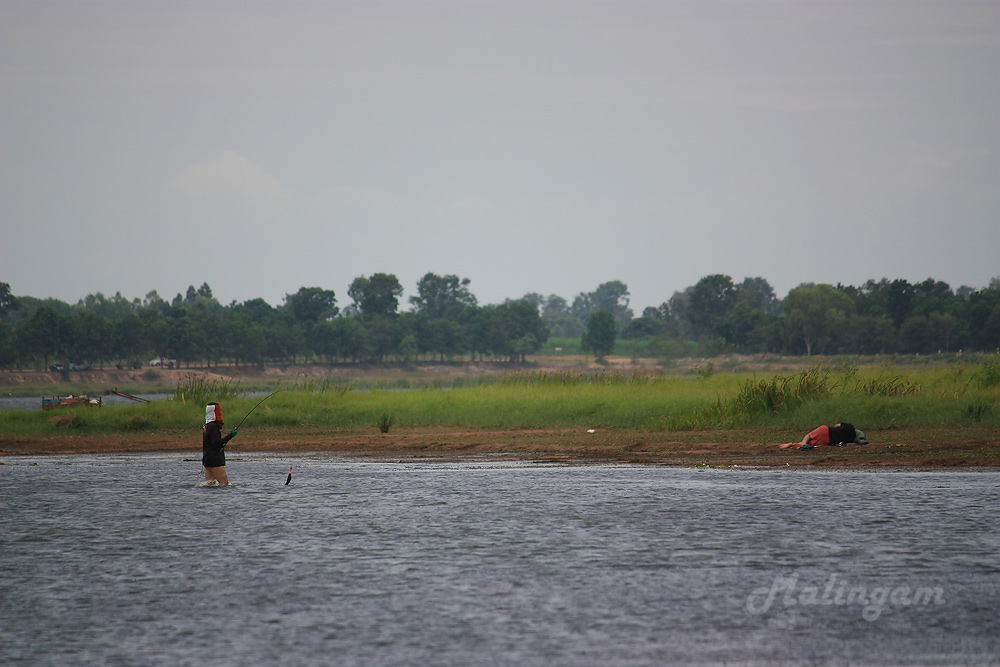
[736,277,780,314]
[590,281,633,323]
[0,321,14,368]
[71,311,113,368]
[782,284,855,355]
[0,282,20,320]
[501,299,548,362]
[113,313,146,366]
[348,273,403,318]
[688,274,736,340]
[620,311,667,340]
[885,279,915,326]
[900,315,934,354]
[143,290,170,316]
[284,287,338,323]
[409,273,477,319]
[581,309,616,361]
[428,316,468,361]
[572,281,633,327]
[542,294,584,338]
[18,306,68,369]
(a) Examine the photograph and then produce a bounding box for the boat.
[41,395,103,410]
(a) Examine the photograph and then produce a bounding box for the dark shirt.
[828,423,857,445]
[202,421,233,467]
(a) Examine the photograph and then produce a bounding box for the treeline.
[621,275,1000,357]
[0,272,998,371]
[0,273,547,370]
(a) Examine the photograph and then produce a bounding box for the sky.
[1,0,998,314]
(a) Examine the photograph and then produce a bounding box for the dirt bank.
[0,354,827,392]
[3,426,997,469]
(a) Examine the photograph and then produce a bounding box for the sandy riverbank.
[3,426,998,468]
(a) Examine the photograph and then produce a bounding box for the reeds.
[2,363,998,437]
[174,374,242,403]
[376,411,394,433]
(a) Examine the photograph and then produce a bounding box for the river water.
[1,455,997,666]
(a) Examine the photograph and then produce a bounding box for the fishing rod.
[222,389,283,448]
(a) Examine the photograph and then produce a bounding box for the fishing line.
[232,389,283,431]
[221,389,284,450]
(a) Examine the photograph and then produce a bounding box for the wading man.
[203,402,238,485]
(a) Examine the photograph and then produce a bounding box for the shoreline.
[3,427,998,469]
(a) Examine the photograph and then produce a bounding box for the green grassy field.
[3,357,997,438]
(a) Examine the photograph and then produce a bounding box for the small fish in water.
[285,467,292,485]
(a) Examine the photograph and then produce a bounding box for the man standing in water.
[203,402,238,486]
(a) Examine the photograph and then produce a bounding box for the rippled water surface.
[2,455,998,666]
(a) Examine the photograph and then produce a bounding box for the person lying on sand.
[780,423,867,450]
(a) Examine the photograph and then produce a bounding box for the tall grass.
[174,374,243,403]
[3,361,998,437]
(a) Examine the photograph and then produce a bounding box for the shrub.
[964,400,994,422]
[975,355,1000,389]
[376,411,394,433]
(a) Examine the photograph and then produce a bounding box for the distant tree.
[716,280,780,352]
[0,321,14,368]
[236,298,278,326]
[929,312,959,353]
[0,282,20,320]
[166,309,197,366]
[228,311,267,366]
[348,273,403,318]
[581,309,616,361]
[782,284,855,355]
[284,287,338,323]
[72,311,113,367]
[521,292,544,312]
[409,273,477,319]
[736,277,780,314]
[590,281,633,322]
[845,314,895,355]
[502,299,548,362]
[968,286,1000,351]
[113,313,146,365]
[542,294,584,338]
[688,274,736,339]
[143,290,170,316]
[620,307,667,340]
[572,281,633,327]
[900,315,934,354]
[18,306,67,369]
[664,289,694,340]
[543,294,569,317]
[885,279,915,327]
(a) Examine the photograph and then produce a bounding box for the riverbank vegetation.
[3,357,997,441]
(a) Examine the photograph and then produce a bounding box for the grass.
[2,357,998,438]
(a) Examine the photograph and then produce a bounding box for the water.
[0,393,173,411]
[1,455,997,666]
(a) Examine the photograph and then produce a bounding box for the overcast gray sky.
[2,0,997,313]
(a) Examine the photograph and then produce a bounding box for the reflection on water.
[1,455,998,666]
